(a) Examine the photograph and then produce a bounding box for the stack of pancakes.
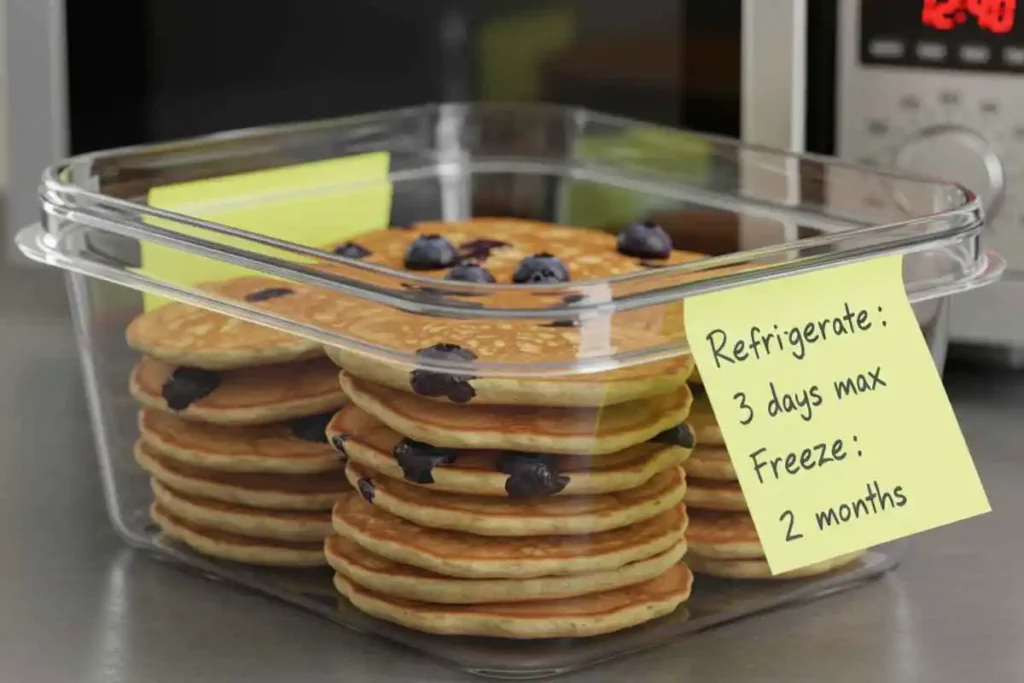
[682,377,864,579]
[124,277,352,567]
[297,218,714,639]
[320,370,698,639]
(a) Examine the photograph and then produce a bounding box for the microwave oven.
[4,0,1021,357]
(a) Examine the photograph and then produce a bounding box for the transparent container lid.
[17,103,1003,377]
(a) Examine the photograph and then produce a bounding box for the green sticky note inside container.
[141,152,392,309]
[567,128,714,230]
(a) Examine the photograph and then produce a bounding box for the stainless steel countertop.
[2,265,1021,683]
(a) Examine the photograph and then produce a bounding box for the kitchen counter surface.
[1,265,1021,683]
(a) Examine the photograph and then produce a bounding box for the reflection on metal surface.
[121,524,896,679]
[87,551,131,683]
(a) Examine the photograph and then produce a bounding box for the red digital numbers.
[923,0,1017,33]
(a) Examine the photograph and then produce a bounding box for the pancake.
[130,356,348,426]
[311,218,704,407]
[685,510,762,559]
[139,409,342,474]
[326,346,693,409]
[125,276,325,370]
[687,390,723,446]
[324,218,705,283]
[332,493,688,579]
[150,502,327,567]
[686,551,866,580]
[683,479,747,511]
[326,404,690,497]
[324,535,687,605]
[682,447,736,481]
[339,372,693,456]
[151,479,332,541]
[345,461,686,536]
[134,439,351,510]
[333,563,693,639]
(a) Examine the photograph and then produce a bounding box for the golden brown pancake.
[323,217,704,282]
[310,218,705,407]
[138,409,342,474]
[683,479,747,511]
[150,502,327,567]
[331,493,688,579]
[686,552,866,580]
[325,345,694,408]
[130,356,348,426]
[126,276,325,370]
[685,510,762,559]
[333,563,693,638]
[682,447,736,481]
[150,479,332,541]
[134,439,351,510]
[326,404,691,497]
[324,535,687,605]
[345,461,686,536]
[339,372,693,455]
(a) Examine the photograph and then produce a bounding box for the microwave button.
[960,44,991,64]
[917,42,948,61]
[1002,46,1024,65]
[869,39,905,59]
[939,91,961,106]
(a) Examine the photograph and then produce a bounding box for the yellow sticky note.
[141,152,392,309]
[684,255,990,575]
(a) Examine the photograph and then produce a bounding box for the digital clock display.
[861,0,1024,71]
[922,0,1016,33]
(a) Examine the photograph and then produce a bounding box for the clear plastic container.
[16,103,1003,679]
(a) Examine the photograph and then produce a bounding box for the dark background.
[65,1,839,156]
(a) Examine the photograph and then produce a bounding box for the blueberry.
[357,477,376,503]
[244,287,294,302]
[393,438,459,484]
[333,242,372,259]
[404,234,459,270]
[160,367,221,411]
[409,343,477,403]
[512,253,571,284]
[415,343,477,363]
[616,221,673,259]
[651,423,695,449]
[498,453,570,498]
[446,262,496,284]
[329,433,349,456]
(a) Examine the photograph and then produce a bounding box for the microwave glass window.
[64,1,742,154]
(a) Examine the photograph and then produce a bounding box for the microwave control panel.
[837,0,1024,355]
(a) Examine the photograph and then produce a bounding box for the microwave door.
[739,0,808,251]
[3,0,69,263]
